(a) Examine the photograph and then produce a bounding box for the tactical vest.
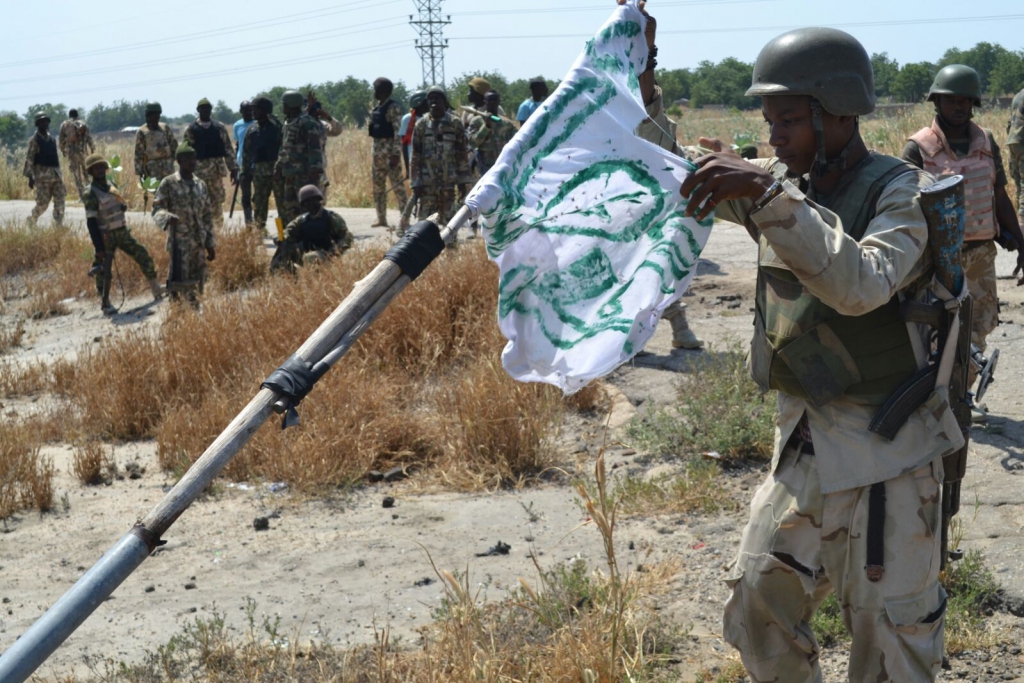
[750,153,926,407]
[909,120,997,241]
[92,183,127,232]
[368,100,396,139]
[299,211,333,252]
[253,118,281,163]
[34,134,59,167]
[188,121,227,160]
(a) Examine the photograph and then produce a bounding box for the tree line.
[1,41,1021,153]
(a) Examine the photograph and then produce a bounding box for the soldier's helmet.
[927,65,982,107]
[746,27,875,116]
[145,102,162,114]
[426,85,448,103]
[175,142,196,158]
[84,153,109,172]
[33,111,50,123]
[252,96,273,113]
[297,184,323,203]
[409,90,428,109]
[282,90,305,108]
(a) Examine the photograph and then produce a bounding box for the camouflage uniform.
[83,179,158,301]
[274,113,325,226]
[243,115,283,231]
[1007,88,1024,219]
[370,99,409,225]
[409,110,472,224]
[23,132,65,224]
[184,119,238,231]
[152,172,215,294]
[134,124,178,181]
[58,118,95,198]
[317,115,343,192]
[467,111,516,174]
[270,208,352,273]
[963,240,999,357]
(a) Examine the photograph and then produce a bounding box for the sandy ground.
[3,200,1024,680]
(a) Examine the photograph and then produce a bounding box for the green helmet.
[927,65,982,106]
[84,153,108,172]
[409,90,427,109]
[145,102,162,114]
[33,111,50,123]
[746,27,875,116]
[425,85,448,103]
[175,141,196,159]
[282,90,304,108]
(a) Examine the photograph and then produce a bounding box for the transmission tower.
[410,0,450,87]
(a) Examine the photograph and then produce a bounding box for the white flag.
[464,0,712,393]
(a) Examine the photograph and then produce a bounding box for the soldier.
[184,98,238,231]
[1009,85,1024,224]
[675,27,967,682]
[468,91,517,176]
[270,184,352,274]
[58,109,95,199]
[400,90,428,168]
[23,112,65,225]
[81,153,162,314]
[133,102,178,183]
[234,100,255,225]
[903,65,1024,421]
[274,90,325,226]
[409,86,472,226]
[152,143,215,303]
[367,78,409,232]
[242,96,283,233]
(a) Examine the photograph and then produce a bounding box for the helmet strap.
[810,99,860,179]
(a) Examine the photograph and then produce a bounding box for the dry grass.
[612,461,739,516]
[0,420,53,519]
[71,440,114,486]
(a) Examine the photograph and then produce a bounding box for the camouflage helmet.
[409,90,428,109]
[145,102,162,114]
[746,27,875,116]
[927,64,982,106]
[282,90,304,108]
[33,111,50,123]
[297,184,323,203]
[84,153,108,172]
[175,141,196,159]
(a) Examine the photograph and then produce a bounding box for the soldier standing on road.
[242,96,283,233]
[274,90,325,226]
[23,112,65,225]
[234,100,255,225]
[270,184,352,274]
[409,86,472,226]
[58,108,95,199]
[152,142,215,302]
[368,77,409,231]
[1005,85,1024,239]
[903,65,1024,421]
[184,98,238,231]
[82,153,162,314]
[133,102,178,183]
[673,24,968,681]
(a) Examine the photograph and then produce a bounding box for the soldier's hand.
[230,170,239,185]
[1015,253,1024,286]
[680,152,777,222]
[413,186,422,199]
[27,178,35,190]
[207,247,216,262]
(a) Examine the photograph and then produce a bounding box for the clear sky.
[2,0,1023,118]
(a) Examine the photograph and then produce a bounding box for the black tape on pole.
[383,219,444,280]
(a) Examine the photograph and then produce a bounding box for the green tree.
[211,100,236,125]
[23,103,67,134]
[86,100,149,133]
[938,42,1008,94]
[655,68,693,104]
[690,58,756,109]
[892,62,935,103]
[871,53,899,99]
[989,49,1024,96]
[0,111,25,153]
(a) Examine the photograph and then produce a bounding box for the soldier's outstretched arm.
[994,185,1024,282]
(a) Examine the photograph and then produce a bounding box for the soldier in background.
[517,77,549,125]
[81,153,162,314]
[184,98,238,231]
[152,142,215,303]
[270,184,352,273]
[1008,85,1024,227]
[409,86,472,226]
[903,65,1024,421]
[242,96,283,233]
[23,112,65,225]
[134,102,178,183]
[274,90,325,226]
[468,91,517,175]
[58,109,95,199]
[234,100,255,225]
[400,90,428,169]
[368,77,409,231]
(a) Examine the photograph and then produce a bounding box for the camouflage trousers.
[30,166,65,224]
[1009,144,1023,219]
[66,153,88,199]
[250,163,277,231]
[143,159,176,182]
[415,189,459,225]
[166,229,208,298]
[274,174,312,227]
[963,240,998,386]
[93,228,158,303]
[724,445,945,683]
[195,159,228,230]
[372,140,408,225]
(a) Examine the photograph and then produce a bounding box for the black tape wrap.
[261,354,319,403]
[383,219,444,280]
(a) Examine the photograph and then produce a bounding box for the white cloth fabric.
[464,0,711,393]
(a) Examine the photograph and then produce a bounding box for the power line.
[0,0,404,70]
[450,0,777,16]
[411,0,450,87]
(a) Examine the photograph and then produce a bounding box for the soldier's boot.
[101,299,117,316]
[148,278,164,302]
[664,305,703,350]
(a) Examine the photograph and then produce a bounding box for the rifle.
[229,181,239,219]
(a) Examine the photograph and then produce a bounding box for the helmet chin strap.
[810,99,860,179]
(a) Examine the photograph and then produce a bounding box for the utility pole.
[410,0,450,87]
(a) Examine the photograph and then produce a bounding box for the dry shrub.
[25,284,70,320]
[0,219,68,276]
[0,320,25,354]
[207,227,269,292]
[0,421,54,518]
[0,148,32,201]
[72,440,114,485]
[0,359,52,398]
[323,129,375,208]
[565,381,608,413]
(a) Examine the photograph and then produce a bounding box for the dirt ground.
[2,201,1024,681]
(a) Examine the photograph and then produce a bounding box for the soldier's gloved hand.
[28,178,35,190]
[207,247,216,262]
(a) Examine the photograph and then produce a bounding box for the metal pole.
[0,207,473,683]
